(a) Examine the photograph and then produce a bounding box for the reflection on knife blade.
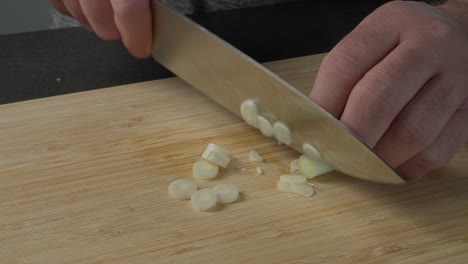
[151,0,405,184]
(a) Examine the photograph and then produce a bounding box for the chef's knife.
[151,1,405,184]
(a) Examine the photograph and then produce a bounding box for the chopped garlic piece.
[204,151,230,168]
[193,160,219,180]
[303,143,322,160]
[168,179,198,200]
[191,189,218,211]
[203,143,231,158]
[240,99,259,128]
[212,183,239,204]
[290,159,299,173]
[256,167,263,175]
[280,174,307,184]
[202,143,231,168]
[257,115,274,137]
[277,180,292,192]
[277,181,315,199]
[249,150,264,162]
[290,183,315,198]
[298,155,333,179]
[273,121,292,145]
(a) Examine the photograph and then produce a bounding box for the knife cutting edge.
[151,0,405,184]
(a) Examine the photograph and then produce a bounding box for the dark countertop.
[0,0,391,105]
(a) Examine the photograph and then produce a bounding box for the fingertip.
[128,45,152,58]
[63,0,92,29]
[111,0,153,59]
[118,26,152,58]
[80,0,121,41]
[95,29,121,41]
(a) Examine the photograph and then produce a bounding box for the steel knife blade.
[151,1,405,184]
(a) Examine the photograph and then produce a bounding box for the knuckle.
[398,45,425,66]
[397,118,432,147]
[322,50,360,81]
[427,18,454,40]
[416,149,448,172]
[356,71,395,110]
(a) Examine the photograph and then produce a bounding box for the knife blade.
[151,1,405,184]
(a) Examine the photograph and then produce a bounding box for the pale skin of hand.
[50,0,468,180]
[310,0,468,180]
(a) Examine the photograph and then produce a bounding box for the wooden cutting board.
[1,54,467,264]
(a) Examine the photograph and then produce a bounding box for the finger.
[49,0,70,15]
[80,0,120,40]
[339,40,438,148]
[110,0,152,58]
[397,108,468,180]
[309,3,400,118]
[63,0,92,29]
[374,74,463,167]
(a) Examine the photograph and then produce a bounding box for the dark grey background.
[0,0,52,35]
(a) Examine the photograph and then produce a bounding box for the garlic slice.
[298,155,333,179]
[240,99,259,128]
[193,160,219,180]
[290,159,299,173]
[249,150,264,162]
[191,189,218,211]
[256,167,263,175]
[290,183,315,198]
[273,121,292,145]
[168,179,198,200]
[257,115,274,137]
[202,144,231,168]
[204,151,230,168]
[204,143,231,158]
[280,174,307,184]
[212,183,240,204]
[277,180,292,192]
[303,143,322,161]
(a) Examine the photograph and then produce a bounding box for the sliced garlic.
[191,189,218,211]
[273,121,292,145]
[290,183,315,198]
[256,167,263,175]
[290,159,299,173]
[257,115,274,137]
[193,160,219,180]
[168,179,198,200]
[280,174,307,184]
[240,99,259,128]
[249,150,264,162]
[298,155,333,179]
[277,180,292,192]
[212,183,239,204]
[303,143,322,160]
[203,143,231,158]
[202,144,231,168]
[277,181,315,198]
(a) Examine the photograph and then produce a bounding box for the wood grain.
[1,54,467,264]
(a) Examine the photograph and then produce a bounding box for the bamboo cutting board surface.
[1,54,467,264]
